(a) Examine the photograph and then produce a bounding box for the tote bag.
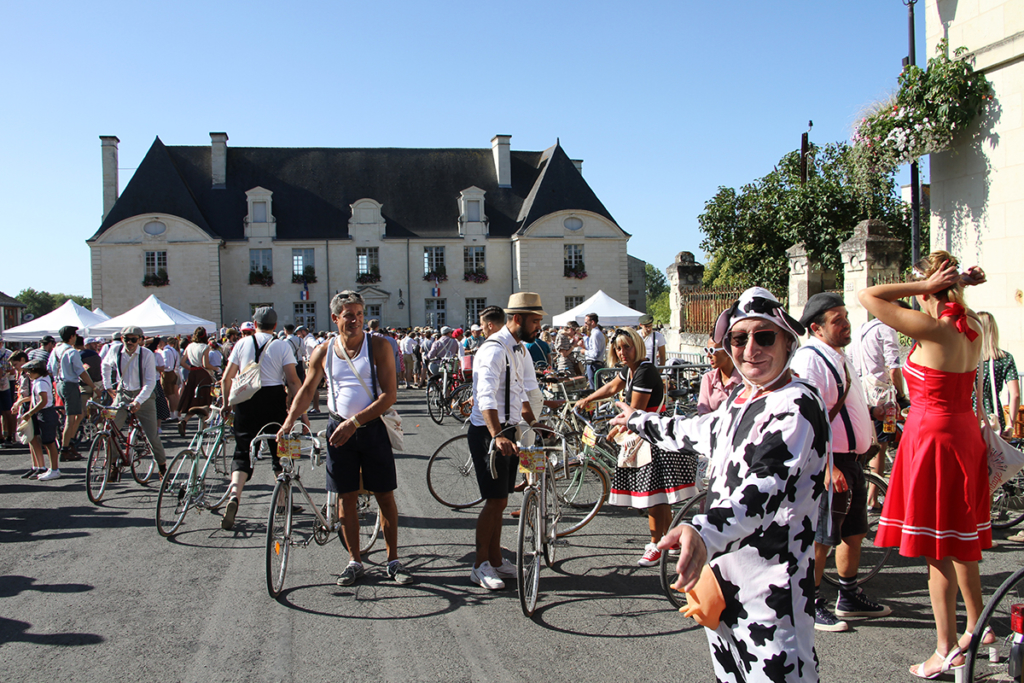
[976,365,1024,492]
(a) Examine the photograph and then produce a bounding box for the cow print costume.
[626,287,830,683]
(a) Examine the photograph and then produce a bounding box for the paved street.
[2,388,1023,682]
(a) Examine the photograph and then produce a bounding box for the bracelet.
[349,416,361,429]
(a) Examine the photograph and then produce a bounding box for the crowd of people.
[2,249,1021,682]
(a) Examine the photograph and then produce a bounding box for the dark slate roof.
[91,139,619,241]
[0,291,25,307]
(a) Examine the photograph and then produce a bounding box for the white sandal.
[909,647,963,680]
[963,626,999,663]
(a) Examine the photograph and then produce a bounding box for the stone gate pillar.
[839,219,904,330]
[667,251,704,333]
[787,242,824,322]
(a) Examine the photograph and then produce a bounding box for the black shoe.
[21,468,38,479]
[814,597,849,632]
[835,587,892,618]
[59,449,83,462]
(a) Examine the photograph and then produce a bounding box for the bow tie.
[514,345,525,354]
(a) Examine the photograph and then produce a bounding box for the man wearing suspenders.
[100,325,168,477]
[791,293,891,632]
[637,314,666,366]
[467,296,544,590]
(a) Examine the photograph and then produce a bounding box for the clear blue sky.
[0,0,930,299]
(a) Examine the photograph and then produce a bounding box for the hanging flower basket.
[142,269,169,287]
[292,265,317,284]
[423,268,448,282]
[850,39,993,205]
[564,262,587,279]
[356,272,381,284]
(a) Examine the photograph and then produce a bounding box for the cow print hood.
[713,287,805,390]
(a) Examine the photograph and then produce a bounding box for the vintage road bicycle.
[85,400,157,504]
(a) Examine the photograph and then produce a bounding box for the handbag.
[975,364,1024,493]
[333,337,404,452]
[229,337,268,405]
[613,430,653,468]
[16,416,34,445]
[154,381,170,421]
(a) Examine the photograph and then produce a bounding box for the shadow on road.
[0,617,104,647]
[0,575,93,598]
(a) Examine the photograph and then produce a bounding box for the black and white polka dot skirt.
[609,445,698,509]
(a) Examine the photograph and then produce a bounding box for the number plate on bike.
[582,425,598,448]
[518,446,546,474]
[101,407,119,421]
[277,435,302,460]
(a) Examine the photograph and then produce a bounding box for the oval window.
[144,221,166,236]
[564,216,583,231]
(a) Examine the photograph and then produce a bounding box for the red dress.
[875,333,991,561]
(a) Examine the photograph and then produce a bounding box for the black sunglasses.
[727,330,778,349]
[123,336,140,343]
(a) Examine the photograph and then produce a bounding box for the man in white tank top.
[279,290,412,586]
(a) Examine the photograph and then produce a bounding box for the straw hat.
[506,292,546,317]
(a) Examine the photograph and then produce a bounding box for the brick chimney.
[100,136,119,220]
[491,135,511,188]
[210,132,228,188]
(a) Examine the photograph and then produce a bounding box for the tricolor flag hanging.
[300,279,310,301]
[431,286,441,297]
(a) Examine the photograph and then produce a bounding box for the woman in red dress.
[859,251,990,678]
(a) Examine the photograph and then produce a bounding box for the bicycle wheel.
[823,472,893,587]
[266,479,293,599]
[202,440,232,510]
[517,489,542,617]
[426,434,483,509]
[990,471,1024,530]
[543,474,558,567]
[965,564,1024,679]
[426,380,446,425]
[448,383,473,421]
[357,493,381,555]
[551,460,609,537]
[86,435,111,505]
[660,491,707,609]
[156,450,196,537]
[128,426,155,486]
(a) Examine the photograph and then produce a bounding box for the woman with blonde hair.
[859,251,991,678]
[575,326,697,567]
[977,311,1020,438]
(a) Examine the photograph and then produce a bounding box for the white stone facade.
[926,0,1024,360]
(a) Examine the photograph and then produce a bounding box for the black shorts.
[295,363,306,384]
[231,385,288,477]
[325,418,397,494]
[469,423,518,500]
[0,386,13,412]
[33,406,59,445]
[815,455,869,545]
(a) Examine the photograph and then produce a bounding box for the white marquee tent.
[2,300,110,342]
[87,295,216,337]
[551,290,645,327]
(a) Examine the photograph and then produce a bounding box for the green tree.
[697,142,922,294]
[17,288,91,319]
[648,290,671,326]
[644,262,668,301]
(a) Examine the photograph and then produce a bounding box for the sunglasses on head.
[727,330,778,349]
[123,336,140,343]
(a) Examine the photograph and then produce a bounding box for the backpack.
[229,336,269,405]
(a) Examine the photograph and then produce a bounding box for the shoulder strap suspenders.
[481,339,511,424]
[808,346,856,451]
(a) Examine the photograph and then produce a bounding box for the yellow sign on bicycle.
[582,425,598,448]
[277,435,302,460]
[102,407,120,421]
[518,446,546,474]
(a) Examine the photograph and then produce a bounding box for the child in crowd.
[17,359,61,480]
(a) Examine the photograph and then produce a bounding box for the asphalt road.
[2,388,1023,682]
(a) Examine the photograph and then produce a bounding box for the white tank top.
[324,334,375,418]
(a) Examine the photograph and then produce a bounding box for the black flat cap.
[799,292,846,328]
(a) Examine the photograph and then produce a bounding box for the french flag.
[300,280,310,301]
[432,286,441,297]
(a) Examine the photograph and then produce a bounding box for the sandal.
[962,626,999,663]
[909,647,963,679]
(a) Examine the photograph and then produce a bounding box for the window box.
[564,263,588,280]
[292,265,317,284]
[250,269,274,287]
[464,269,488,284]
[143,269,169,287]
[356,265,381,284]
[423,267,448,283]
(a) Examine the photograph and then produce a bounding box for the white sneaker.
[470,562,505,590]
[37,469,62,481]
[493,558,517,579]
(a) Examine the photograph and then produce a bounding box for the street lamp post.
[904,0,922,268]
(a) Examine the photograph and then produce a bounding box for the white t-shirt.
[227,332,296,387]
[32,377,53,409]
[160,346,179,373]
[641,330,666,363]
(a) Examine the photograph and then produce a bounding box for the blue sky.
[0,0,929,299]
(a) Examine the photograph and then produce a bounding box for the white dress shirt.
[791,336,873,454]
[470,326,529,427]
[101,345,158,404]
[584,327,606,363]
[848,319,901,386]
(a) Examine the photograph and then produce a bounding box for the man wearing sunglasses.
[791,293,890,632]
[100,325,168,477]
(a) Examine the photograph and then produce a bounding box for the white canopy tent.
[551,290,645,327]
[92,308,109,318]
[2,300,110,342]
[87,295,216,337]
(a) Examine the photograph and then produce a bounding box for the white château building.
[89,133,633,330]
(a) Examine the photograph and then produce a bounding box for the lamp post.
[903,0,922,269]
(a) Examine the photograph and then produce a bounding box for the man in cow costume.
[612,287,830,682]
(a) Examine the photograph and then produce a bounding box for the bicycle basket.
[518,446,547,474]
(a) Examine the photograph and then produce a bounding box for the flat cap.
[253,306,277,327]
[120,325,144,338]
[637,314,654,326]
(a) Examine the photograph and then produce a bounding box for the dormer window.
[467,200,481,222]
[458,187,487,236]
[253,201,268,223]
[245,187,275,238]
